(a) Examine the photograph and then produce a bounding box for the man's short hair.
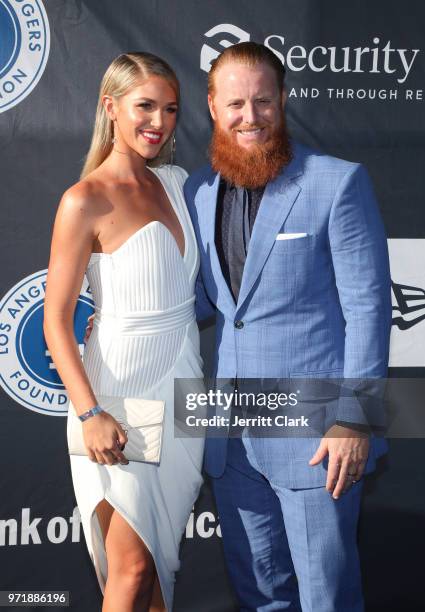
[208,42,286,95]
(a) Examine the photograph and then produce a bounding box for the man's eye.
[257,99,271,104]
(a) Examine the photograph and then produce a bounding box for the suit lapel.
[237,152,304,310]
[195,170,236,314]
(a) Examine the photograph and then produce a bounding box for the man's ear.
[208,94,217,121]
[281,89,287,110]
[102,95,116,121]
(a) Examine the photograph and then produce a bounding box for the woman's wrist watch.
[78,405,104,422]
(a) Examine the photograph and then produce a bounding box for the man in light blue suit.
[184,43,392,611]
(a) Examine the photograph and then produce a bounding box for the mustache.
[234,125,266,131]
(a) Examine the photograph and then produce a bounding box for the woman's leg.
[95,499,165,612]
[149,576,166,612]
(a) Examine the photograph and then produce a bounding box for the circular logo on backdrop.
[0,270,94,416]
[0,0,50,112]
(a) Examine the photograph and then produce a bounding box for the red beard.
[209,119,292,189]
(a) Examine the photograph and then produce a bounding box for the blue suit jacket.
[184,143,392,485]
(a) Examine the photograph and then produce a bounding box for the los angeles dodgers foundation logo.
[0,0,50,113]
[0,270,94,415]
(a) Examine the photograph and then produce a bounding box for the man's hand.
[309,424,369,499]
[84,314,95,344]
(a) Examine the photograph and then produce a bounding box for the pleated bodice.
[82,165,199,396]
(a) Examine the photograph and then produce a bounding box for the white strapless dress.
[66,165,204,611]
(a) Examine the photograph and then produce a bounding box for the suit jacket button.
[234,320,244,329]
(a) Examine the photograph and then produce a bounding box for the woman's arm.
[43,183,128,465]
[44,184,98,411]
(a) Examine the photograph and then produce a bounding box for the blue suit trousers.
[212,438,364,612]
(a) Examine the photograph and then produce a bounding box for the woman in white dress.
[43,53,204,612]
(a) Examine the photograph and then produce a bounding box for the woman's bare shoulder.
[58,175,108,221]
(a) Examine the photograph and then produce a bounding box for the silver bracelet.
[78,405,104,422]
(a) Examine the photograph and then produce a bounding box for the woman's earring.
[170,134,176,165]
[112,136,116,144]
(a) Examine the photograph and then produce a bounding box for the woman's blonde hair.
[80,52,179,179]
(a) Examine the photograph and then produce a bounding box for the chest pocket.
[273,233,315,252]
[264,233,316,280]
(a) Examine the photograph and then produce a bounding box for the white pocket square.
[276,232,307,240]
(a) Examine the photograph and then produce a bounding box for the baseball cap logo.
[392,281,425,330]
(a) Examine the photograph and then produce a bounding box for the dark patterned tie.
[227,186,251,302]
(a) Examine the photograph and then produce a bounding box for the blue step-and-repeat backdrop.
[0,1,424,610]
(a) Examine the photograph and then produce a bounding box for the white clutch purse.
[67,395,165,464]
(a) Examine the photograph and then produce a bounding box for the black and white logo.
[200,24,421,99]
[0,0,50,112]
[388,240,425,367]
[392,282,425,331]
[200,24,250,72]
[0,270,93,415]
